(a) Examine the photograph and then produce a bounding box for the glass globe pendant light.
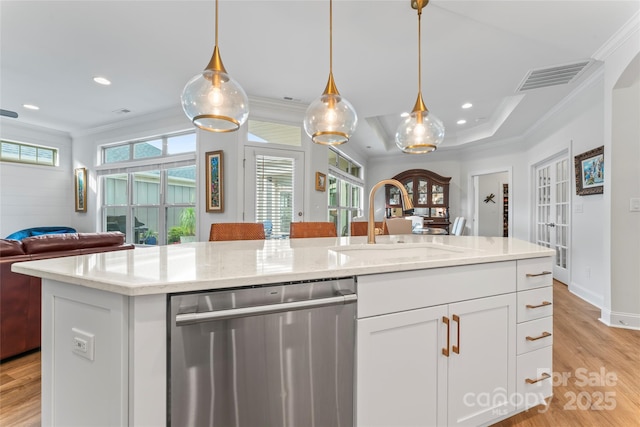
[181,0,249,132]
[395,0,445,154]
[304,0,357,145]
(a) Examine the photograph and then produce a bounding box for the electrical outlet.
[71,328,95,361]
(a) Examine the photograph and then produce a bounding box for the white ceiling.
[1,1,638,158]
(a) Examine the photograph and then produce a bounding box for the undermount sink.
[330,242,469,258]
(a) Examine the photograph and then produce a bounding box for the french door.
[534,156,570,283]
[243,147,304,238]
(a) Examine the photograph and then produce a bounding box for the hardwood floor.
[0,349,41,426]
[493,281,640,427]
[0,281,638,426]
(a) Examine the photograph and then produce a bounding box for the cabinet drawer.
[517,258,553,291]
[357,261,516,318]
[516,346,553,410]
[517,287,553,323]
[517,316,553,355]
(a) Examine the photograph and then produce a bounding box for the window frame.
[98,131,196,245]
[0,139,58,166]
[327,148,364,236]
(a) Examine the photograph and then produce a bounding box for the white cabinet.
[514,258,554,411]
[446,294,516,426]
[357,305,448,427]
[356,262,518,427]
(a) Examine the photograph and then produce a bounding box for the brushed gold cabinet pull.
[526,301,552,309]
[526,271,552,278]
[442,316,450,357]
[526,331,552,341]
[525,372,551,384]
[452,314,460,354]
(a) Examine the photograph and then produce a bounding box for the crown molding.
[593,10,640,61]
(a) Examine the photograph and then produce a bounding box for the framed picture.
[74,167,87,212]
[574,146,604,196]
[315,172,326,192]
[205,150,224,212]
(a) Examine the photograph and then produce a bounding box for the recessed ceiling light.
[462,103,473,109]
[23,104,40,110]
[93,76,111,85]
[400,112,410,118]
[457,119,467,125]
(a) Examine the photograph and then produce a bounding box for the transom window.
[1,140,57,166]
[248,120,301,147]
[103,132,196,164]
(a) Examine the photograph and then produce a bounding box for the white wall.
[608,53,640,328]
[477,172,508,237]
[601,18,640,329]
[611,71,640,321]
[0,120,74,236]
[524,78,606,307]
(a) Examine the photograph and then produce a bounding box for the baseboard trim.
[568,281,603,309]
[599,307,640,330]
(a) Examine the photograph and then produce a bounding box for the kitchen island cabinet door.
[446,293,517,426]
[357,305,448,427]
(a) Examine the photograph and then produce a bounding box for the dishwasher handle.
[175,290,357,326]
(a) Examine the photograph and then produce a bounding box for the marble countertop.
[12,235,554,296]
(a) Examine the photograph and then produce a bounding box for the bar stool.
[289,222,337,238]
[209,223,265,241]
[351,221,384,236]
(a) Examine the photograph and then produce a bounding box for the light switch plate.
[71,328,95,361]
[574,203,583,213]
[630,198,640,212]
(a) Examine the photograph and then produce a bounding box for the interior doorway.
[469,169,512,237]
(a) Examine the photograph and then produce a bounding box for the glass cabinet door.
[404,180,413,202]
[432,184,444,205]
[388,186,401,205]
[418,179,429,205]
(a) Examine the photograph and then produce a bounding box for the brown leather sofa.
[0,232,134,360]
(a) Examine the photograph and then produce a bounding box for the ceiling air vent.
[517,60,591,91]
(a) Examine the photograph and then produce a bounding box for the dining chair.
[451,217,461,235]
[452,217,466,236]
[289,222,337,238]
[350,221,384,236]
[209,223,266,241]
[383,218,413,235]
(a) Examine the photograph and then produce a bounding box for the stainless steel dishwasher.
[168,277,357,427]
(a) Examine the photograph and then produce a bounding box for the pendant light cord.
[417,6,422,95]
[329,0,333,74]
[215,0,219,47]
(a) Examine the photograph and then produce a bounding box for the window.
[100,132,196,245]
[1,140,57,166]
[255,155,294,238]
[327,149,364,236]
[103,131,196,164]
[248,120,301,147]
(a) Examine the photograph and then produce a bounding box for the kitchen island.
[13,235,555,426]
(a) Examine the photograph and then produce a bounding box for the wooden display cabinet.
[385,169,451,233]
